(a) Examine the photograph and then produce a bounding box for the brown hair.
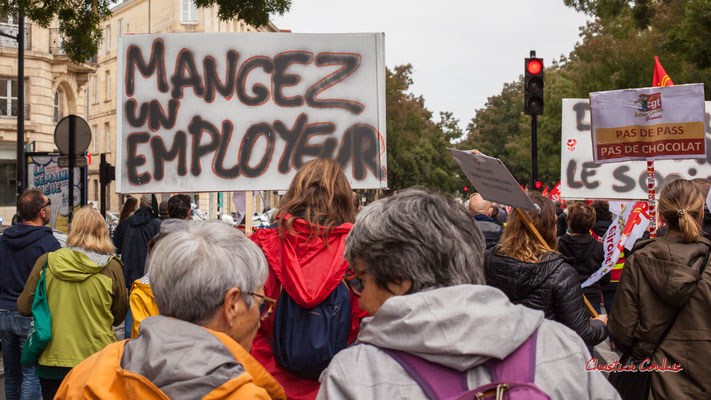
[566,202,596,234]
[18,189,46,222]
[498,192,557,263]
[278,158,355,241]
[67,207,115,254]
[119,196,138,223]
[659,179,703,243]
[691,178,711,199]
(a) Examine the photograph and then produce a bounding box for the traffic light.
[463,186,469,198]
[524,55,544,115]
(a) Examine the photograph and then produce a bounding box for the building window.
[119,19,123,35]
[92,124,98,154]
[181,0,198,24]
[93,75,98,104]
[105,70,110,101]
[53,89,63,123]
[0,78,18,117]
[93,179,99,202]
[104,122,110,153]
[106,25,111,51]
[84,87,89,119]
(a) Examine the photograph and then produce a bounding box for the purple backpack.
[381,330,551,400]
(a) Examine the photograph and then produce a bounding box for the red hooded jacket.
[250,218,367,400]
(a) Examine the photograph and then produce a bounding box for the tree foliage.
[0,0,290,63]
[385,64,468,194]
[460,0,711,188]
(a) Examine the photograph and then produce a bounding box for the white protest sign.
[561,99,711,200]
[590,84,705,163]
[116,33,387,193]
[448,149,536,211]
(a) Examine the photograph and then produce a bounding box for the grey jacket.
[317,285,619,400]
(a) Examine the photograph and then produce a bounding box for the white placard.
[448,149,537,211]
[561,99,711,200]
[116,33,387,193]
[590,84,706,163]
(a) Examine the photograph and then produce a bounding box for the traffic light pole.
[530,114,537,191]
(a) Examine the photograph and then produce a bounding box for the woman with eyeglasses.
[250,158,367,400]
[18,206,128,400]
[316,188,619,400]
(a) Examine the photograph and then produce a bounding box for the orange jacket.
[56,316,285,400]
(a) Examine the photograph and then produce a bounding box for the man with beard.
[0,189,60,399]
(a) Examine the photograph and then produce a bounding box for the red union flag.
[653,56,674,87]
[548,181,561,202]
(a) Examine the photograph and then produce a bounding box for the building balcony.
[0,22,31,50]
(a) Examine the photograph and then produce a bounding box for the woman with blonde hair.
[250,158,367,400]
[484,192,608,347]
[609,179,711,398]
[18,207,127,400]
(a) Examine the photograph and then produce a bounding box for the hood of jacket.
[128,207,156,227]
[250,218,353,308]
[557,234,598,263]
[592,219,612,238]
[484,248,567,303]
[159,218,188,234]
[2,224,55,250]
[121,316,249,399]
[357,285,544,371]
[629,236,711,307]
[48,247,114,282]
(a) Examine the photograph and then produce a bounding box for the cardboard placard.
[590,83,706,163]
[561,99,711,200]
[448,149,536,211]
[116,33,387,193]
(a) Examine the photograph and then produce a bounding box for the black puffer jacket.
[556,234,609,303]
[485,246,608,346]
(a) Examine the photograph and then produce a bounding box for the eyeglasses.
[248,291,277,321]
[345,268,366,297]
[41,199,51,209]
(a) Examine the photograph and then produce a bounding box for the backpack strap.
[486,328,538,383]
[380,348,467,399]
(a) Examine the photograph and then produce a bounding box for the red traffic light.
[535,181,542,189]
[527,59,543,75]
[464,186,468,191]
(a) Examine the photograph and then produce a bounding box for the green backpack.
[21,259,52,368]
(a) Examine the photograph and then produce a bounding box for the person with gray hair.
[317,188,620,400]
[55,221,286,399]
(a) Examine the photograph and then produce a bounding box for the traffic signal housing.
[463,186,469,198]
[524,57,544,115]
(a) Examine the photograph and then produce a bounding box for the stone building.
[0,16,94,223]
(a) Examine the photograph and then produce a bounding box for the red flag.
[548,181,561,202]
[542,185,549,197]
[653,56,674,87]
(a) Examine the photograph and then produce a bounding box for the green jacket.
[18,247,128,368]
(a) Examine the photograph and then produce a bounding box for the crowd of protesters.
[0,159,710,399]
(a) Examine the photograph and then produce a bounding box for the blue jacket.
[0,224,60,310]
[112,207,161,288]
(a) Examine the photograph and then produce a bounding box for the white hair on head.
[149,220,268,325]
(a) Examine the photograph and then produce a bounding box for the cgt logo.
[635,93,662,113]
[567,138,577,151]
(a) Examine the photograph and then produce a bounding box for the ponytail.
[658,180,704,243]
[677,209,702,242]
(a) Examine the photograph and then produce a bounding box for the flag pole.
[647,161,657,237]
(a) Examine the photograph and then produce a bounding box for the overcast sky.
[271,1,589,131]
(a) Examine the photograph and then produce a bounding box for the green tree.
[385,64,468,194]
[0,0,290,64]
